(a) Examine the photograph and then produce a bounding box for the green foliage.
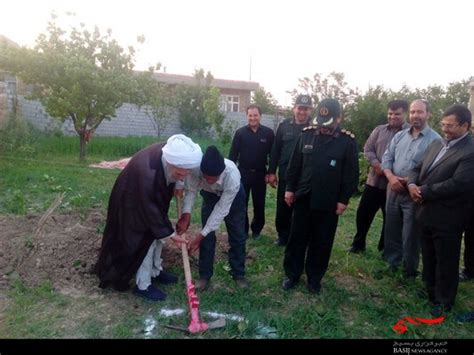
[357,152,370,193]
[344,86,392,150]
[341,80,472,150]
[132,70,175,137]
[251,87,279,114]
[204,86,225,139]
[219,120,239,145]
[0,113,37,156]
[289,71,360,107]
[0,14,143,160]
[4,189,27,215]
[175,69,224,138]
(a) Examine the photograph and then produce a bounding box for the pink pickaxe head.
[186,283,209,333]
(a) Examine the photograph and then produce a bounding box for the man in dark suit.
[408,104,474,317]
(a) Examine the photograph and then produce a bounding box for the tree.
[204,86,225,138]
[251,87,279,114]
[175,69,224,137]
[289,71,360,108]
[344,85,391,149]
[0,14,141,160]
[133,68,175,138]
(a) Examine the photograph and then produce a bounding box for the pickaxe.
[172,195,226,334]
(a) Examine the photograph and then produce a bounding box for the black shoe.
[430,304,452,317]
[416,289,436,304]
[459,270,474,282]
[153,271,178,285]
[133,285,167,301]
[348,245,365,254]
[455,311,474,323]
[373,265,398,280]
[307,283,321,295]
[403,270,418,281]
[388,265,398,273]
[282,278,299,290]
[233,276,249,289]
[195,278,209,291]
[275,239,286,247]
[252,233,261,240]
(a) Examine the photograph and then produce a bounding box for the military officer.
[281,98,359,294]
[267,94,313,246]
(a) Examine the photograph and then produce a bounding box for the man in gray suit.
[408,104,474,317]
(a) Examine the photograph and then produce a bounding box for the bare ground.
[0,209,231,302]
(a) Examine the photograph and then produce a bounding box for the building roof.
[0,35,20,48]
[152,72,259,91]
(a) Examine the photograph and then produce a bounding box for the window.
[220,95,240,112]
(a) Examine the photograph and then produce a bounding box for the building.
[153,72,259,113]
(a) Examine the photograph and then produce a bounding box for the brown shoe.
[234,277,249,289]
[194,279,209,291]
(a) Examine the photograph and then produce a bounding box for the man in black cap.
[267,94,313,246]
[282,98,359,294]
[229,104,274,240]
[177,146,248,290]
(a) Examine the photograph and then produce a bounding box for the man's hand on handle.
[188,233,205,254]
[176,213,191,235]
[171,234,188,246]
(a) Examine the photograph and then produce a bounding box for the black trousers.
[283,194,339,287]
[463,212,474,276]
[275,175,293,243]
[240,170,266,236]
[199,184,247,280]
[351,184,386,251]
[420,223,463,307]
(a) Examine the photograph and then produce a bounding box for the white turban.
[162,134,202,169]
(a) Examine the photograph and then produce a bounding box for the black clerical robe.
[95,142,175,291]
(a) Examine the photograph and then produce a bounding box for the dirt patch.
[0,210,230,295]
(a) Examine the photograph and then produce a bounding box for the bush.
[357,153,369,194]
[0,113,37,155]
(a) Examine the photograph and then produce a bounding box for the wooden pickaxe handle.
[176,196,193,287]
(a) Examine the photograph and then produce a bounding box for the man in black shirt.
[229,104,275,239]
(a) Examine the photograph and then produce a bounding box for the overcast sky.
[1,0,473,106]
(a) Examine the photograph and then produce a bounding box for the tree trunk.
[79,134,86,161]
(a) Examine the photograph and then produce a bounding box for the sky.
[1,0,473,106]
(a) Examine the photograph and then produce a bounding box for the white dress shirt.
[183,159,241,237]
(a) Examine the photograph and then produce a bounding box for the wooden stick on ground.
[17,192,65,271]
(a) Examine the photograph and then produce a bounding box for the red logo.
[392,316,445,334]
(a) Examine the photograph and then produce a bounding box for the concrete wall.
[18,96,281,138]
[0,77,17,127]
[0,82,7,127]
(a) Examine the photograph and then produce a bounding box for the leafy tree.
[0,14,141,160]
[133,68,175,138]
[288,71,360,108]
[344,85,391,150]
[175,69,224,137]
[251,87,279,114]
[204,86,225,139]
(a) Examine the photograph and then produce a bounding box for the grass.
[0,130,473,341]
